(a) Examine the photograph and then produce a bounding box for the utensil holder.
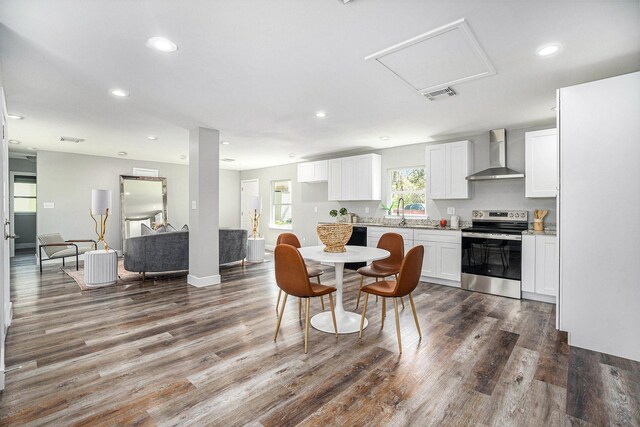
[533,219,544,231]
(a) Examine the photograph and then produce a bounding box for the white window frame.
[385,166,428,218]
[269,179,293,230]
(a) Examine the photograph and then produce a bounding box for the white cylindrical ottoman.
[84,249,118,287]
[246,237,265,263]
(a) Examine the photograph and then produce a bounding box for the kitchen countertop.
[343,222,463,231]
[522,229,557,236]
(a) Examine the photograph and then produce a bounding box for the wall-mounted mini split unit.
[60,136,84,143]
[365,18,496,98]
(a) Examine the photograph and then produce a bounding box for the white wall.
[241,124,557,247]
[559,72,640,361]
[37,151,240,251]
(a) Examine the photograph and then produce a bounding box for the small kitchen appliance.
[450,215,460,229]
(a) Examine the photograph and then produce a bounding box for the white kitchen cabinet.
[297,160,328,183]
[328,159,342,200]
[328,154,381,201]
[413,229,462,282]
[525,128,558,198]
[521,233,557,300]
[366,226,414,250]
[426,141,473,199]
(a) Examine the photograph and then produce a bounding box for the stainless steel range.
[461,210,528,299]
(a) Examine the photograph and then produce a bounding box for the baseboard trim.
[15,243,36,249]
[187,274,221,288]
[522,291,556,304]
[420,276,461,288]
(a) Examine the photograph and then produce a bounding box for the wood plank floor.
[1,251,638,426]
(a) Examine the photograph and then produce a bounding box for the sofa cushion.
[141,223,155,235]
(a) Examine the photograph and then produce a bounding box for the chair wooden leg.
[359,293,369,338]
[381,297,386,327]
[304,298,311,353]
[401,297,405,310]
[275,289,282,316]
[375,278,378,302]
[274,293,288,341]
[409,293,422,338]
[298,298,302,320]
[355,275,363,309]
[393,297,402,353]
[329,293,338,337]
[317,277,325,310]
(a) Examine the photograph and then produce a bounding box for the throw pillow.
[165,223,177,232]
[141,223,155,235]
[181,224,189,231]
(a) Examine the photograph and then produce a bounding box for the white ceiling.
[1,0,638,171]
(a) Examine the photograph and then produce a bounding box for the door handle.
[3,219,18,240]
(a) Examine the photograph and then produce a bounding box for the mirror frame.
[120,175,168,243]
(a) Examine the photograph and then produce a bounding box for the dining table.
[297,245,390,334]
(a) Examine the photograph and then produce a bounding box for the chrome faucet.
[398,197,406,226]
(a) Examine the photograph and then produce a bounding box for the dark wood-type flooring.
[1,250,638,426]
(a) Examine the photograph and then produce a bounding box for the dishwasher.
[345,226,367,271]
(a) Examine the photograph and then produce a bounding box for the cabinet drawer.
[413,229,460,244]
[367,227,414,243]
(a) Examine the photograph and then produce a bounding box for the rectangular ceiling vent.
[60,136,84,143]
[423,87,456,101]
[220,158,236,162]
[365,18,496,97]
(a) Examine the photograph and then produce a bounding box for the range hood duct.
[466,129,525,180]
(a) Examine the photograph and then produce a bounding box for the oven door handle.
[462,232,522,241]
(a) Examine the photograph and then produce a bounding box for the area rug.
[62,259,187,291]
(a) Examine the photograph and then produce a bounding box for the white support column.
[187,127,221,287]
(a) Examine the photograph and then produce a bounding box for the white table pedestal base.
[311,310,368,334]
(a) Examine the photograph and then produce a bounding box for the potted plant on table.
[318,208,353,253]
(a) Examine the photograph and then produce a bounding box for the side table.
[84,249,118,287]
[246,237,265,263]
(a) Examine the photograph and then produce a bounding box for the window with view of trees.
[388,167,426,216]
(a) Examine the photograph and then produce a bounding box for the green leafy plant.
[339,207,348,216]
[380,201,395,215]
[329,209,338,217]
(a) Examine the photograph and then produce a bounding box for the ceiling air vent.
[220,158,236,162]
[423,87,456,101]
[60,136,84,143]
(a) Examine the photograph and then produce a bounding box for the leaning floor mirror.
[120,175,168,242]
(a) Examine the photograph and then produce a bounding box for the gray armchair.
[38,233,97,273]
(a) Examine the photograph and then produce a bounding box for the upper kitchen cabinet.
[328,153,382,201]
[297,160,328,183]
[525,128,558,198]
[426,141,473,199]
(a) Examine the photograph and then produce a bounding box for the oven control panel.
[471,210,528,221]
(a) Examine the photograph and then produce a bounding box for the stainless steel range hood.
[466,129,524,181]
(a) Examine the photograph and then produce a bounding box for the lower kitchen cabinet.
[413,230,461,283]
[522,233,557,301]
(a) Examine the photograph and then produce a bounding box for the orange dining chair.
[275,233,325,318]
[356,232,405,310]
[274,244,338,353]
[358,245,424,353]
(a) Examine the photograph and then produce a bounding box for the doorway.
[240,179,259,233]
[9,172,37,258]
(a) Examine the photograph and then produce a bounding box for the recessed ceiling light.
[8,140,20,145]
[27,147,37,151]
[147,136,157,140]
[117,151,127,156]
[179,155,187,160]
[7,114,23,120]
[315,111,327,118]
[125,192,131,196]
[289,153,297,158]
[221,141,230,145]
[379,136,390,141]
[110,89,130,97]
[147,37,178,53]
[536,44,561,57]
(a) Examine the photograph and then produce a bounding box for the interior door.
[0,88,10,390]
[240,179,259,233]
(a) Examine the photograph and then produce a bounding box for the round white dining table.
[297,245,390,334]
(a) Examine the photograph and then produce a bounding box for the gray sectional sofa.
[124,228,248,277]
